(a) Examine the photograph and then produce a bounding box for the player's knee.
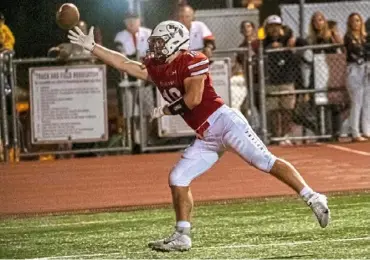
[168,168,192,187]
[269,157,292,175]
[251,151,277,173]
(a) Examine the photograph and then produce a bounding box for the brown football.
[56,3,80,30]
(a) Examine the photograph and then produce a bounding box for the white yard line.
[320,143,370,156]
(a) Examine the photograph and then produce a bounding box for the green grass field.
[1,192,369,259]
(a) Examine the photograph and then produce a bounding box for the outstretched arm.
[68,26,150,81]
[92,44,149,81]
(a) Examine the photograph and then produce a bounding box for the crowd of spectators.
[232,7,370,144]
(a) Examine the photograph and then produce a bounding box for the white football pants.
[169,105,277,186]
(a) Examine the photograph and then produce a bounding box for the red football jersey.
[145,50,224,130]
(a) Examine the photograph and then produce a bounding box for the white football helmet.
[147,20,190,62]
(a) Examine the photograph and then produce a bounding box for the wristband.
[167,98,190,115]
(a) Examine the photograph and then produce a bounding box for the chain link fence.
[281,1,370,38]
[117,0,360,150]
[262,44,350,145]
[2,0,369,163]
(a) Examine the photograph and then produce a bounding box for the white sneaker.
[148,230,192,252]
[307,193,330,228]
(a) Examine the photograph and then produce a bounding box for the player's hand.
[68,26,96,52]
[150,106,165,122]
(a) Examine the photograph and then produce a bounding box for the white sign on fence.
[157,58,231,137]
[30,65,108,144]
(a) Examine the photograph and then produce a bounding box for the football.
[56,3,80,30]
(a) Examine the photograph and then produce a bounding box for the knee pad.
[168,167,192,187]
[168,154,219,187]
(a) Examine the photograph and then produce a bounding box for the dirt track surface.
[1,143,370,215]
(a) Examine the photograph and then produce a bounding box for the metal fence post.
[246,41,259,131]
[225,0,233,8]
[7,52,19,162]
[299,0,306,38]
[119,74,133,152]
[257,41,268,144]
[138,80,146,153]
[0,52,10,162]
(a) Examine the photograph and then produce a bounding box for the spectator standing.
[235,20,259,73]
[114,12,151,60]
[232,20,260,130]
[114,12,154,152]
[240,0,264,40]
[177,5,215,58]
[263,15,297,144]
[305,12,344,139]
[344,13,370,142]
[307,12,342,54]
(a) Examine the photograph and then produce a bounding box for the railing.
[261,43,349,144]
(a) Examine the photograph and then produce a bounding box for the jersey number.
[162,88,182,103]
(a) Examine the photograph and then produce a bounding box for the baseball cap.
[266,15,282,25]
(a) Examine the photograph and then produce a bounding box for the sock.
[300,186,315,201]
[176,221,191,234]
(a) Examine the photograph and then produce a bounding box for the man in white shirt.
[114,12,154,152]
[177,5,215,58]
[114,12,152,60]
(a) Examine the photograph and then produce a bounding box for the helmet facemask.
[147,36,169,63]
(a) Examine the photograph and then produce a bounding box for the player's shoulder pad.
[184,51,208,64]
[184,51,209,77]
